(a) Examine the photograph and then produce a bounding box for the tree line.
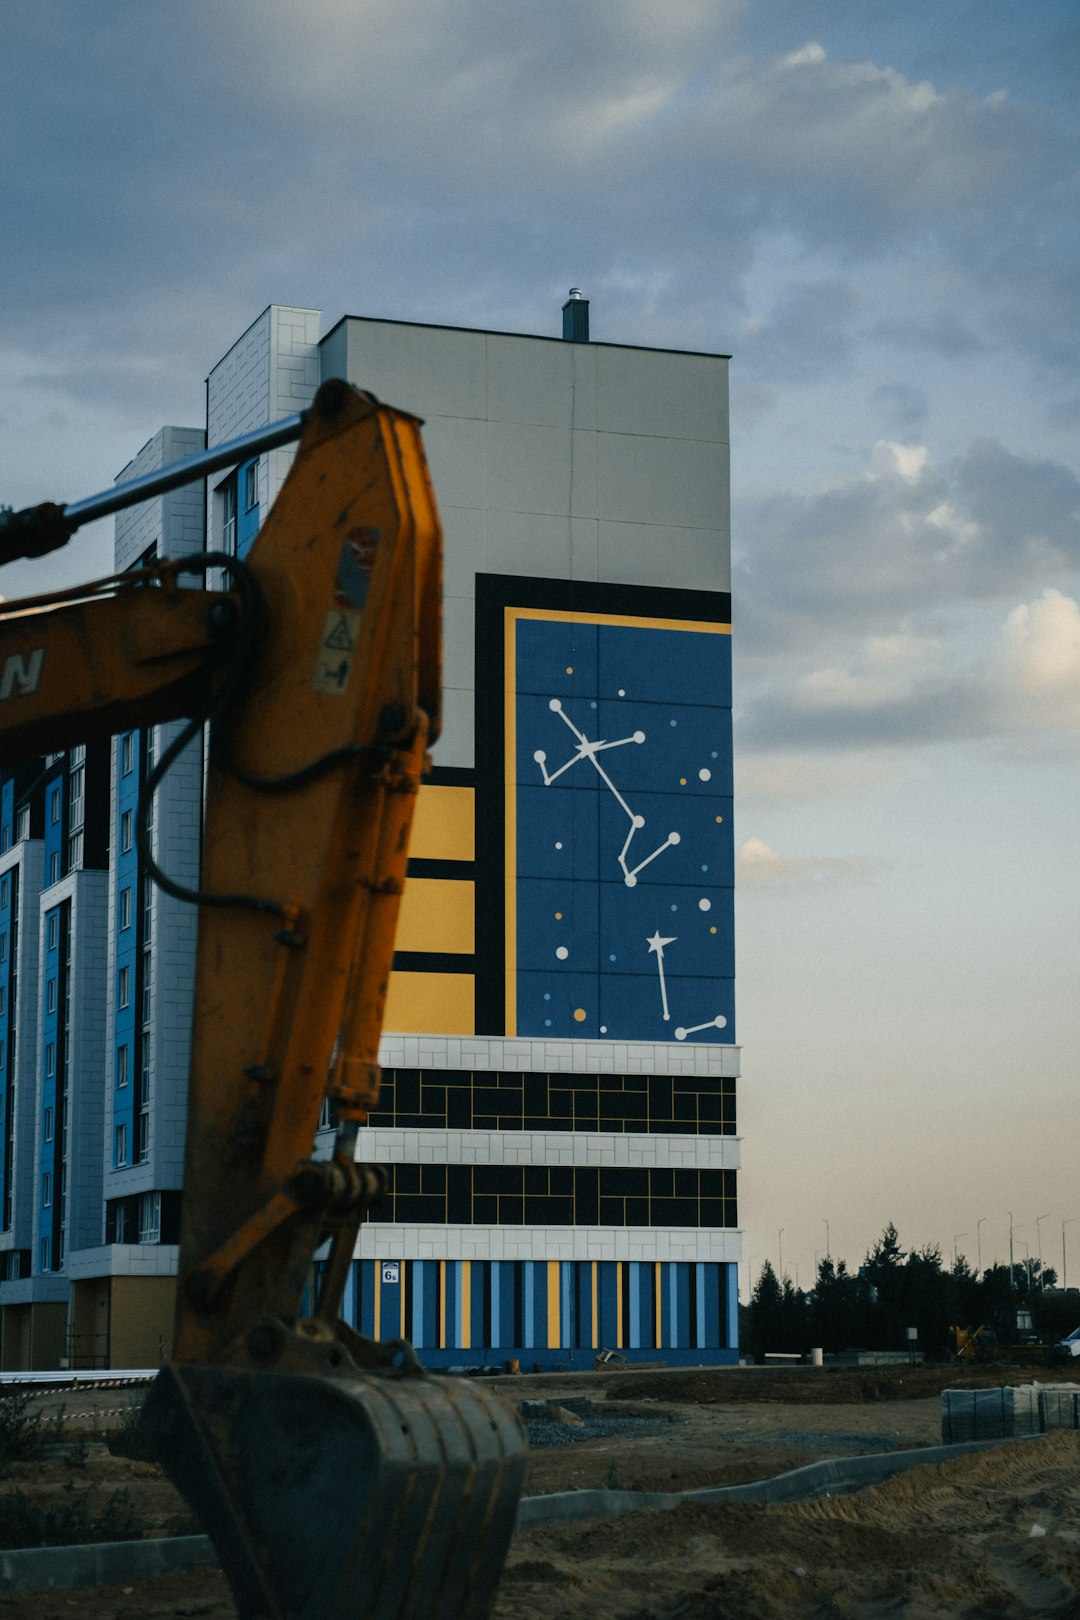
[742,1223,1080,1361]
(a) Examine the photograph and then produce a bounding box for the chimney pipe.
[562,288,589,343]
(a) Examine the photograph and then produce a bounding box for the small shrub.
[0,1482,141,1548]
[0,1394,65,1473]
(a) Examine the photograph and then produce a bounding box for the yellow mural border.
[503,606,732,1037]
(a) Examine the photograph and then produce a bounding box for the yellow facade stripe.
[411,784,474,861]
[461,1262,471,1350]
[384,971,474,1036]
[439,1261,446,1349]
[504,609,518,1036]
[510,606,731,637]
[373,1264,381,1343]
[547,1261,560,1350]
[655,1262,663,1349]
[591,1261,599,1348]
[395,877,474,954]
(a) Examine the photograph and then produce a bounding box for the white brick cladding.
[358,1128,740,1172]
[206,306,321,547]
[0,840,43,1255]
[114,426,206,571]
[355,1225,741,1264]
[378,1032,740,1080]
[35,870,108,1259]
[67,1244,179,1281]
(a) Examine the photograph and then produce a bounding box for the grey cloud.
[737,672,998,752]
[735,437,1080,665]
[872,383,929,430]
[871,313,989,357]
[739,280,859,382]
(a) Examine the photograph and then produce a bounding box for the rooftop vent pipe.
[562,288,589,343]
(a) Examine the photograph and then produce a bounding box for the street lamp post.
[1064,1220,1077,1291]
[823,1218,830,1260]
[778,1229,785,1283]
[1009,1213,1022,1290]
[1036,1213,1054,1286]
[977,1217,987,1276]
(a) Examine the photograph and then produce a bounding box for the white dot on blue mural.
[545,1019,551,1027]
[699,768,711,781]
[711,750,718,758]
[618,688,625,696]
[699,898,712,912]
[590,701,597,709]
[600,1024,608,1033]
[555,946,569,960]
[608,953,616,962]
[554,841,563,850]
[670,719,677,727]
[543,993,551,1001]
[670,904,678,912]
[701,864,709,873]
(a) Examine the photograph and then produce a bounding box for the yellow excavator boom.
[0,380,526,1620]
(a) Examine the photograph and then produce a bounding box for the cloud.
[735,436,1080,671]
[736,836,888,887]
[1002,588,1080,731]
[871,383,929,431]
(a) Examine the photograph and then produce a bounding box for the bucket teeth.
[144,1362,527,1620]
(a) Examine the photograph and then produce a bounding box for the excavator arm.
[0,381,525,1620]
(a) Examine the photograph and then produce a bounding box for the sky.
[2,1,1078,1305]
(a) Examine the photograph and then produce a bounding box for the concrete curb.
[0,1534,217,1592]
[516,1435,1040,1528]
[0,1435,1038,1590]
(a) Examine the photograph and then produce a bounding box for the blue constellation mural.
[511,613,734,1043]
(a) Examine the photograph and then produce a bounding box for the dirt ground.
[6,1363,1080,1618]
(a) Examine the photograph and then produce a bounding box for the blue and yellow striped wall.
[318,1257,739,1369]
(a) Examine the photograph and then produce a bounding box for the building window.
[0,934,6,964]
[120,732,134,776]
[117,966,129,1009]
[0,829,8,854]
[47,978,56,1014]
[42,1171,52,1208]
[0,984,6,1015]
[140,1038,151,1099]
[115,1124,127,1167]
[67,829,84,872]
[15,805,29,842]
[120,810,133,853]
[39,1237,50,1271]
[244,461,259,512]
[49,784,61,825]
[116,1044,129,1088]
[142,950,152,1025]
[113,1201,127,1243]
[119,887,131,930]
[47,913,58,951]
[0,876,8,910]
[221,475,237,555]
[44,1106,53,1143]
[136,1109,150,1164]
[138,1191,161,1243]
[45,1042,55,1077]
[69,764,84,829]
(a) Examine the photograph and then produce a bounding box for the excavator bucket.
[143,1359,527,1620]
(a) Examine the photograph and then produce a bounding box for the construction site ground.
[6,1362,1080,1618]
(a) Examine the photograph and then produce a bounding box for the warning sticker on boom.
[314,609,361,693]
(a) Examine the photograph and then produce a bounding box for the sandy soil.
[4,1364,1080,1619]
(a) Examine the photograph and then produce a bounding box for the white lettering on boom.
[0,650,44,700]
